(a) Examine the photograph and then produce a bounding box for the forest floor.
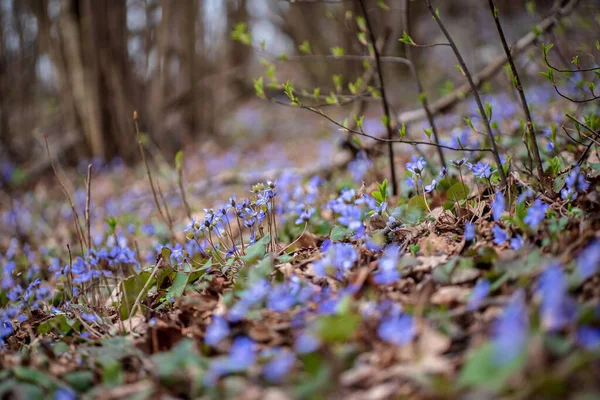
[1,85,600,400]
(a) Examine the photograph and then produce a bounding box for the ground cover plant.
[1,0,600,399]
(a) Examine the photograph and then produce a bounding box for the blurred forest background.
[0,0,594,178]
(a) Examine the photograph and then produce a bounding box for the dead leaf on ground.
[430,286,470,306]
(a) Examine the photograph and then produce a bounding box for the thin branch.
[543,50,600,73]
[551,83,600,103]
[566,114,599,166]
[358,0,398,195]
[402,0,446,169]
[272,97,493,152]
[398,0,580,124]
[488,0,544,184]
[425,0,507,188]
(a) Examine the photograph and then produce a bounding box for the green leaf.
[240,234,271,264]
[446,182,470,201]
[119,271,154,319]
[331,46,346,56]
[399,31,415,46]
[63,370,95,392]
[37,314,72,335]
[175,151,183,171]
[553,175,566,194]
[299,40,311,54]
[458,342,526,391]
[165,272,189,300]
[398,123,406,139]
[12,367,57,389]
[330,225,353,242]
[253,77,265,98]
[315,312,361,343]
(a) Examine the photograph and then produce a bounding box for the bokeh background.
[0,0,596,181]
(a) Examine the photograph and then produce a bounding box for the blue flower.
[561,167,590,201]
[406,156,426,175]
[524,199,548,229]
[537,263,576,331]
[492,224,508,245]
[492,193,505,221]
[468,161,494,179]
[377,314,416,346]
[465,222,476,241]
[294,332,320,354]
[373,244,401,285]
[81,312,97,323]
[263,349,296,383]
[295,206,315,225]
[492,290,528,365]
[517,188,533,204]
[510,234,524,250]
[205,316,230,346]
[467,279,490,311]
[348,151,372,182]
[577,326,600,350]
[312,243,358,280]
[577,240,600,280]
[424,178,439,193]
[54,388,77,400]
[229,336,256,368]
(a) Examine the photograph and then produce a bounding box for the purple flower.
[537,263,576,331]
[510,234,524,251]
[468,161,494,179]
[577,326,600,350]
[295,206,315,225]
[312,243,358,280]
[517,188,533,204]
[205,316,230,346]
[377,314,416,346]
[81,312,97,323]
[467,279,490,311]
[577,240,600,280]
[294,332,320,354]
[492,193,505,221]
[465,222,476,241]
[263,349,296,382]
[424,178,439,193]
[406,156,426,175]
[561,167,589,200]
[492,290,528,365]
[229,336,256,368]
[524,199,548,229]
[348,151,372,182]
[492,224,508,245]
[373,244,401,285]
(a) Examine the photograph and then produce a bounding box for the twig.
[425,0,507,188]
[488,0,544,185]
[85,164,92,250]
[397,0,580,124]
[402,0,446,169]
[566,114,600,165]
[358,0,398,195]
[43,134,87,254]
[272,97,494,153]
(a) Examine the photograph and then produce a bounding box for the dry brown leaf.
[430,286,470,306]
